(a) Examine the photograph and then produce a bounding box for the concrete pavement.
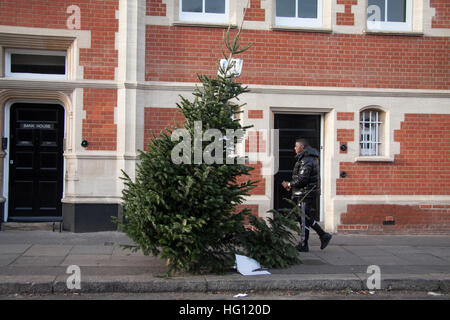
[0,228,449,294]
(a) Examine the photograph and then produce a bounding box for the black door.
[274,114,321,220]
[8,103,65,220]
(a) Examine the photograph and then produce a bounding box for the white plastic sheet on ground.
[234,254,271,276]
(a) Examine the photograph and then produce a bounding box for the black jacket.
[290,146,319,199]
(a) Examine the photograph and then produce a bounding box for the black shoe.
[296,242,309,252]
[320,233,332,250]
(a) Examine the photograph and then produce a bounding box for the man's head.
[294,138,309,155]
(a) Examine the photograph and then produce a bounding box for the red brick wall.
[337,0,357,26]
[248,110,264,119]
[431,0,450,29]
[236,161,266,195]
[146,26,450,90]
[337,112,355,121]
[144,107,185,149]
[0,0,119,80]
[82,89,117,151]
[0,0,119,151]
[245,131,266,153]
[337,114,450,195]
[146,0,166,17]
[339,204,450,234]
[337,129,354,154]
[234,204,260,227]
[244,0,265,22]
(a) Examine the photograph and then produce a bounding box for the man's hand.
[282,181,291,191]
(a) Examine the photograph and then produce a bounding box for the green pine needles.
[118,28,301,276]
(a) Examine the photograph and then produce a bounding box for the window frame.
[275,0,323,28]
[366,0,412,32]
[179,0,229,24]
[5,48,67,80]
[359,109,383,157]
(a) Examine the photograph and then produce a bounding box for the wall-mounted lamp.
[340,144,347,152]
[81,140,89,148]
[340,171,347,178]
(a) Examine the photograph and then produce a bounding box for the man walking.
[282,138,332,252]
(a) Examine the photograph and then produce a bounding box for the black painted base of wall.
[0,202,4,231]
[62,203,123,233]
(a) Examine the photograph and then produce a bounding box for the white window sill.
[173,21,236,29]
[364,29,423,37]
[5,73,67,80]
[271,25,332,33]
[355,156,394,163]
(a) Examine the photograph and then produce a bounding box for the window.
[367,0,412,32]
[5,49,67,80]
[179,0,229,23]
[360,109,383,156]
[275,0,322,28]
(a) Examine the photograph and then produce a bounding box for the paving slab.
[12,256,66,267]
[0,266,66,276]
[61,255,112,267]
[392,253,449,266]
[344,246,395,257]
[112,246,146,257]
[378,245,425,255]
[0,244,32,254]
[23,245,72,257]
[69,245,114,255]
[0,254,20,267]
[108,256,166,268]
[359,255,409,266]
[314,253,366,266]
[416,246,450,257]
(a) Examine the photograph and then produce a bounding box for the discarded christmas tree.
[118,27,301,276]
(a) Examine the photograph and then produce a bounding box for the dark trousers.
[293,194,320,244]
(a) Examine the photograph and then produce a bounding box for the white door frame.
[271,110,325,222]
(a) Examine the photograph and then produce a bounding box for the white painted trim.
[61,196,122,204]
[2,99,67,222]
[320,113,324,222]
[1,78,449,98]
[5,48,67,80]
[270,109,326,223]
[334,195,450,202]
[275,0,323,28]
[355,156,394,162]
[134,81,450,98]
[179,0,229,24]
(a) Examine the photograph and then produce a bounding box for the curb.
[1,274,449,295]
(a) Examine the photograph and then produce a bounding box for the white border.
[179,0,229,24]
[2,99,66,221]
[5,49,67,80]
[275,0,323,28]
